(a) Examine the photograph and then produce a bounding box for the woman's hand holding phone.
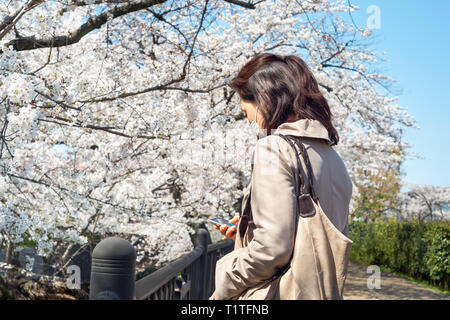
[214,216,239,241]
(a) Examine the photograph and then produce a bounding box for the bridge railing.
[89,228,234,300]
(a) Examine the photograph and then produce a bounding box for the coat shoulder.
[255,134,293,157]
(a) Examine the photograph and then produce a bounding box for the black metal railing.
[89,228,234,300]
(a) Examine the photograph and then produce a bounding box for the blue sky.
[344,0,450,188]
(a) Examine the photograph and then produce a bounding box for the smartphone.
[208,217,236,228]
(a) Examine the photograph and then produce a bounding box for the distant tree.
[350,146,403,223]
[396,183,450,222]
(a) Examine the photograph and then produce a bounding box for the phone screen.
[208,217,235,227]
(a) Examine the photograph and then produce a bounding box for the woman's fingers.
[229,216,240,224]
[219,224,228,235]
[218,224,237,240]
[214,217,239,240]
[225,225,236,238]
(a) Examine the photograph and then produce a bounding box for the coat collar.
[271,119,333,146]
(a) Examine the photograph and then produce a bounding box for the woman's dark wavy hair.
[228,53,339,146]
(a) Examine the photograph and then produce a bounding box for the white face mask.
[246,105,260,135]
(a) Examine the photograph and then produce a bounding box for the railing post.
[194,228,209,300]
[89,237,136,300]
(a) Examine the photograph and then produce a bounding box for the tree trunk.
[5,241,20,267]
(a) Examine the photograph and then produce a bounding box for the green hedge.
[349,219,450,291]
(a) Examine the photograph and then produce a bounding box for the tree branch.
[76,75,188,103]
[0,0,45,41]
[6,172,141,213]
[223,0,256,9]
[37,116,170,140]
[2,0,168,53]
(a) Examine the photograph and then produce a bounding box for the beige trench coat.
[212,119,353,300]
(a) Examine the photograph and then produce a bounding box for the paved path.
[344,261,449,300]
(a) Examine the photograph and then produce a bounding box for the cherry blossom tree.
[0,0,418,273]
[395,183,450,222]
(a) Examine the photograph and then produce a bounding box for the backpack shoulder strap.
[276,134,305,197]
[290,137,319,202]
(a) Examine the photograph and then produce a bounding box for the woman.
[210,53,353,300]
